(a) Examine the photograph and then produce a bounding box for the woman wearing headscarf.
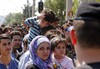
[25,35,52,69]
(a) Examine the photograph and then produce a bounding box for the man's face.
[0,39,12,55]
[12,35,21,49]
[40,20,50,28]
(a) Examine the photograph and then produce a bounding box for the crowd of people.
[0,2,100,69]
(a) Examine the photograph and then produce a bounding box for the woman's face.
[37,42,51,61]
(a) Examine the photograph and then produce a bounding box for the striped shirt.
[25,16,42,45]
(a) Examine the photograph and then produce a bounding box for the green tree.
[96,0,100,2]
[72,0,79,16]
[44,0,66,24]
[4,13,23,25]
[22,5,32,18]
[72,0,100,16]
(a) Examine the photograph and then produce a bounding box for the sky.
[0,0,43,16]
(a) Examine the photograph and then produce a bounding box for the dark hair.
[43,11,56,23]
[54,16,59,22]
[74,20,100,49]
[0,27,3,34]
[45,29,63,40]
[14,27,25,38]
[2,26,13,33]
[1,24,5,28]
[0,34,11,43]
[10,31,21,39]
[41,25,55,35]
[50,36,67,51]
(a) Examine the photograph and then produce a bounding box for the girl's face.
[37,42,51,61]
[54,42,66,58]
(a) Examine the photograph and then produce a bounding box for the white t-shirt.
[49,54,74,69]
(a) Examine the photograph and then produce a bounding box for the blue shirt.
[0,57,18,69]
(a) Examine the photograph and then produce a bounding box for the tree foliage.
[72,0,100,16]
[22,5,32,18]
[4,13,23,25]
[44,0,66,24]
[96,0,100,2]
[72,0,79,16]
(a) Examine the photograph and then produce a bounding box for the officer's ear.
[70,28,77,46]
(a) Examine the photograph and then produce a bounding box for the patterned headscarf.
[29,35,51,69]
